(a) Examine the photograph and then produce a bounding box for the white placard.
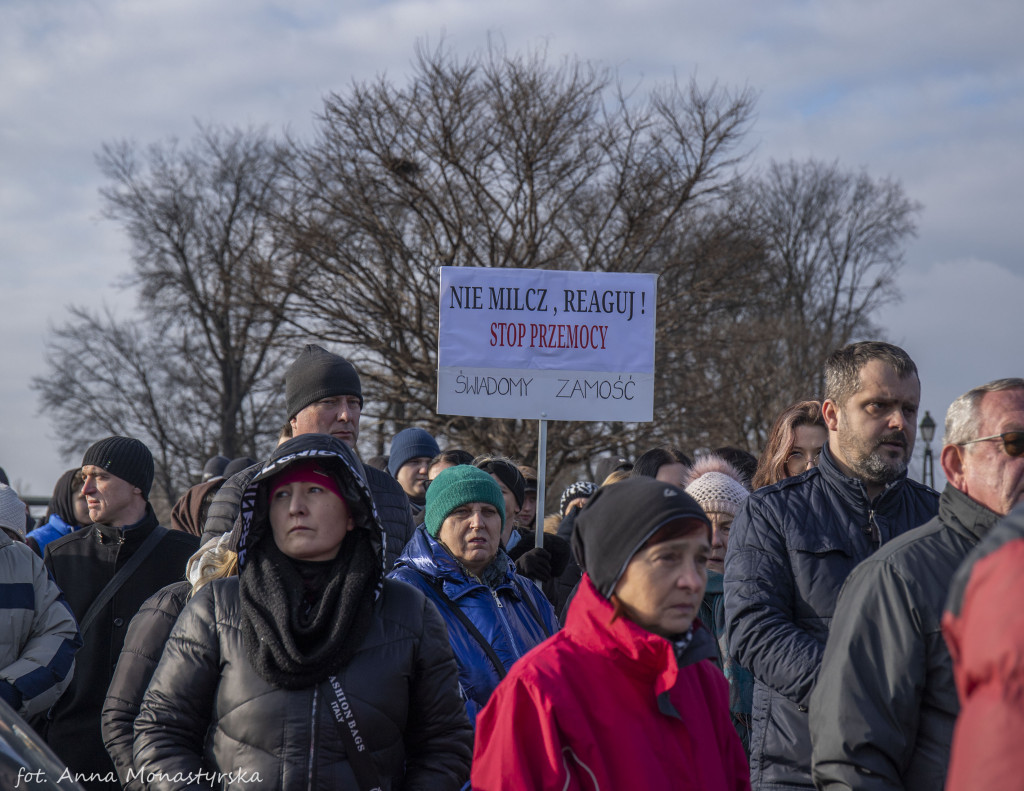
[437,267,656,422]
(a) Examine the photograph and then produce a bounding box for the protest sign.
[437,267,656,422]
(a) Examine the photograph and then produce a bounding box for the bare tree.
[33,126,304,506]
[670,159,922,452]
[281,40,757,479]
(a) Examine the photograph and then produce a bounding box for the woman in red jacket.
[471,477,750,791]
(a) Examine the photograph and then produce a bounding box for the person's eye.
[273,490,290,499]
[788,451,804,460]
[696,555,709,567]
[483,506,498,516]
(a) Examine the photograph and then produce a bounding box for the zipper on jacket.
[865,509,880,548]
[306,686,319,791]
[491,588,529,662]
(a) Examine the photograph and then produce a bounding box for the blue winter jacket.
[389,526,558,726]
[25,514,80,555]
[724,444,939,790]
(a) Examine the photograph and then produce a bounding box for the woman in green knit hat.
[389,464,558,726]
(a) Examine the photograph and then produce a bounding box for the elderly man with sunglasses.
[811,378,1024,791]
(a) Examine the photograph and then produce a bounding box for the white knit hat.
[684,455,749,517]
[0,483,28,538]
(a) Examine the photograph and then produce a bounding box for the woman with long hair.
[751,401,828,490]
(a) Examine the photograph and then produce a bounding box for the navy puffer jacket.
[389,526,559,726]
[724,444,938,790]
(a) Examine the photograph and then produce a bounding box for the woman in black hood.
[133,434,472,790]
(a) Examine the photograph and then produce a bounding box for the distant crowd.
[1,340,1021,790]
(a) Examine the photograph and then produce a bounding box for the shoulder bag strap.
[78,525,168,637]
[413,569,507,680]
[324,676,384,791]
[511,577,553,638]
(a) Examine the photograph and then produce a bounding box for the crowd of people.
[0,339,1020,790]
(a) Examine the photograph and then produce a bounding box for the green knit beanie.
[425,465,506,538]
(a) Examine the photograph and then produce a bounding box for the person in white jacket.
[0,483,81,719]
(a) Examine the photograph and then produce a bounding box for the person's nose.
[712,529,725,550]
[677,560,704,590]
[81,479,95,496]
[289,492,309,515]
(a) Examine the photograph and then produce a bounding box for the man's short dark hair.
[824,341,918,407]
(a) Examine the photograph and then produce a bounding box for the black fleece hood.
[233,433,387,588]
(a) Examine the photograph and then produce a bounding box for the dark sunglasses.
[960,431,1024,457]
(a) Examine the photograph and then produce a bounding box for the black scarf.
[240,529,378,689]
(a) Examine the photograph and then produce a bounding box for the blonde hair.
[601,469,631,487]
[190,544,239,596]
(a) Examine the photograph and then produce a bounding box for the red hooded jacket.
[471,573,750,790]
[942,521,1024,791]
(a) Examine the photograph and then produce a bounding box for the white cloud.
[1,0,1021,496]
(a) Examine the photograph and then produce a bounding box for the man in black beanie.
[39,436,198,791]
[201,344,416,569]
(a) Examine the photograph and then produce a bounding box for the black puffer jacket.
[810,485,998,791]
[724,444,938,790]
[102,580,191,791]
[134,577,470,790]
[200,448,415,569]
[134,435,472,790]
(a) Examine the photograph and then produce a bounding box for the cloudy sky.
[2,0,1021,497]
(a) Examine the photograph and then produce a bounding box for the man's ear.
[822,399,841,432]
[941,444,965,490]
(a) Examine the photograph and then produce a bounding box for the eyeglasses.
[959,431,1024,457]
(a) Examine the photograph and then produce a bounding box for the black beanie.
[475,458,525,508]
[285,344,363,419]
[572,477,710,599]
[82,436,155,499]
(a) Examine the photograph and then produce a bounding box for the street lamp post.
[919,410,936,489]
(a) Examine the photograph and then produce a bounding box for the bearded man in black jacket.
[811,378,1024,791]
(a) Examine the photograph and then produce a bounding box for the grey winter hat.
[573,477,711,599]
[0,484,27,539]
[285,344,363,419]
[82,436,155,499]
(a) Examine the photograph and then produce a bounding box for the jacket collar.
[396,525,520,600]
[939,484,1001,543]
[91,503,159,545]
[817,442,910,515]
[565,574,717,700]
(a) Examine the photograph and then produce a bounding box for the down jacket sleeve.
[102,581,191,791]
[724,496,825,705]
[133,582,223,790]
[0,541,81,719]
[810,557,924,790]
[402,594,474,790]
